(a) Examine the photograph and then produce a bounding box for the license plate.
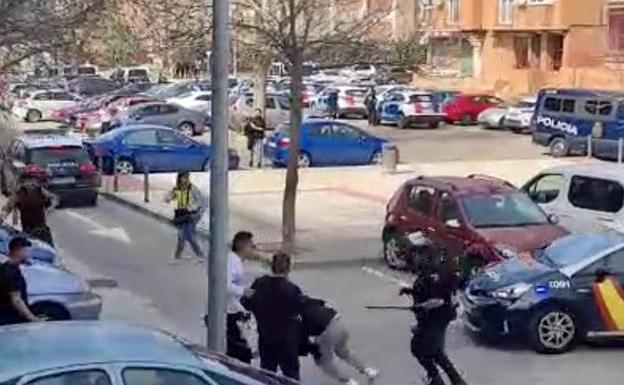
[49,177,75,185]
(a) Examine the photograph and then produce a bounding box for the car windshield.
[128,69,148,78]
[461,192,549,228]
[535,232,624,268]
[29,146,90,166]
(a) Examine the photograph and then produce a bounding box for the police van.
[532,88,624,158]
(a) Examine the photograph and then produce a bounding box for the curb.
[100,191,384,269]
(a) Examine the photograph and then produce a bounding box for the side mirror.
[445,218,461,229]
[547,213,559,224]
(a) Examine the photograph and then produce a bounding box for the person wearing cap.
[164,171,207,263]
[0,237,42,324]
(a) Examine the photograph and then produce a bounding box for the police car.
[460,232,624,354]
[0,133,99,206]
[374,90,445,129]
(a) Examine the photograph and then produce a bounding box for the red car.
[443,93,503,125]
[382,174,568,272]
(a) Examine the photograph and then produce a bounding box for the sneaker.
[194,257,206,264]
[345,379,359,385]
[363,368,379,382]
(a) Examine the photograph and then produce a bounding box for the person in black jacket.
[242,252,303,380]
[301,296,379,385]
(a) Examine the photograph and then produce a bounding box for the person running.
[0,237,42,325]
[0,179,56,246]
[164,172,207,263]
[301,296,379,385]
[328,90,339,119]
[242,253,303,380]
[244,109,266,168]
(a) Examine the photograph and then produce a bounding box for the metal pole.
[587,135,592,158]
[206,0,230,352]
[618,138,623,164]
[113,156,119,192]
[143,166,150,203]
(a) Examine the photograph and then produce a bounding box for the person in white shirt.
[226,231,256,363]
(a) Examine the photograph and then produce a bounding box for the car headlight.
[495,243,519,259]
[492,282,532,300]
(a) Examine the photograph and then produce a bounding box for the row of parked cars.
[382,162,624,354]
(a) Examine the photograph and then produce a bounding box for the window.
[159,104,178,114]
[584,100,614,116]
[30,146,90,166]
[138,105,160,116]
[609,9,624,51]
[124,130,158,146]
[562,99,575,113]
[513,37,529,69]
[499,0,513,24]
[568,176,624,213]
[525,174,565,204]
[33,92,51,101]
[265,97,276,109]
[438,194,461,224]
[309,124,332,137]
[122,368,208,385]
[447,0,459,24]
[27,370,112,385]
[580,249,624,277]
[543,97,575,113]
[333,124,362,139]
[408,185,436,215]
[53,92,75,101]
[157,130,186,145]
[461,192,549,228]
[196,94,212,101]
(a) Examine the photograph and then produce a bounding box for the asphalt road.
[48,200,624,385]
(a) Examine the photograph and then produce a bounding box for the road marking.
[64,210,132,244]
[361,266,410,287]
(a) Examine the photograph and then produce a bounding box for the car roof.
[17,134,83,149]
[405,175,516,195]
[540,87,624,99]
[108,124,176,134]
[540,163,624,182]
[0,322,202,379]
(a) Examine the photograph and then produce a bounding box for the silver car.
[477,105,508,129]
[0,257,102,320]
[229,92,290,131]
[114,102,206,136]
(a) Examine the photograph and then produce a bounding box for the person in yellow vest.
[164,171,207,263]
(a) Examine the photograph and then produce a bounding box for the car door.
[570,247,624,334]
[331,123,370,165]
[304,122,335,165]
[158,103,181,127]
[121,129,163,171]
[432,192,470,260]
[16,366,115,385]
[156,129,205,171]
[522,173,568,219]
[381,93,402,121]
[132,104,160,125]
[565,175,624,232]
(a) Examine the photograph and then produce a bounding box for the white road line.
[64,209,106,230]
[361,266,410,287]
[63,209,131,244]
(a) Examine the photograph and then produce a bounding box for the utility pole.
[206,0,230,352]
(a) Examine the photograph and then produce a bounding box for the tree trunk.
[282,48,303,254]
[252,56,270,116]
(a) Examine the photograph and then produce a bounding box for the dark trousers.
[227,313,252,363]
[411,321,464,385]
[24,224,54,247]
[367,108,377,125]
[259,337,300,380]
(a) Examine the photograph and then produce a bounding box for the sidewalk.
[101,157,587,266]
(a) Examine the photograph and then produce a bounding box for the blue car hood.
[469,256,554,292]
[21,263,86,295]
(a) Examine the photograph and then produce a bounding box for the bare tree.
[235,0,386,253]
[0,0,106,72]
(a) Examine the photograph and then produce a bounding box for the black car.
[460,232,624,354]
[0,134,99,205]
[67,76,118,97]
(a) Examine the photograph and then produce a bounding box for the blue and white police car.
[374,90,445,129]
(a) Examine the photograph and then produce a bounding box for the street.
[48,199,624,385]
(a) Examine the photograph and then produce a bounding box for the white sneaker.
[345,379,359,385]
[363,368,379,382]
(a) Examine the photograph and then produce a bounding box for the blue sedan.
[84,124,240,174]
[264,120,387,167]
[0,224,57,264]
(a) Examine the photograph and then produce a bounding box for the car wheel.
[31,303,70,321]
[115,158,135,175]
[179,122,195,136]
[26,109,42,123]
[397,114,407,129]
[529,306,578,354]
[549,137,570,158]
[370,150,383,165]
[383,232,408,270]
[429,121,440,129]
[297,152,312,168]
[87,193,98,207]
[460,114,472,126]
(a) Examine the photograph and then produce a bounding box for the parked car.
[167,91,212,114]
[477,105,509,129]
[375,90,445,129]
[230,92,290,131]
[97,96,162,131]
[341,64,377,81]
[110,66,151,83]
[310,85,368,119]
[382,175,569,271]
[0,321,301,385]
[66,77,118,97]
[0,223,57,264]
[264,120,387,167]
[12,89,81,122]
[504,96,537,134]
[0,134,99,206]
[427,90,460,106]
[376,66,414,84]
[0,257,101,321]
[461,232,624,353]
[84,125,239,175]
[443,93,503,125]
[110,102,206,136]
[522,163,624,234]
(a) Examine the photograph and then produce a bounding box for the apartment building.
[414,0,624,95]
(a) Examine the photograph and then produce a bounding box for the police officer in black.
[400,233,467,385]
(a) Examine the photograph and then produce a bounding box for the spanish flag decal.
[592,277,624,331]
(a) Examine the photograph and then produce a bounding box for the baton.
[365,305,414,310]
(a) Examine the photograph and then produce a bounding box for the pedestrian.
[365,87,377,126]
[164,171,207,263]
[226,231,256,363]
[328,90,339,119]
[242,252,303,380]
[0,236,42,325]
[301,296,379,385]
[243,109,266,168]
[400,233,466,385]
[0,179,56,246]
